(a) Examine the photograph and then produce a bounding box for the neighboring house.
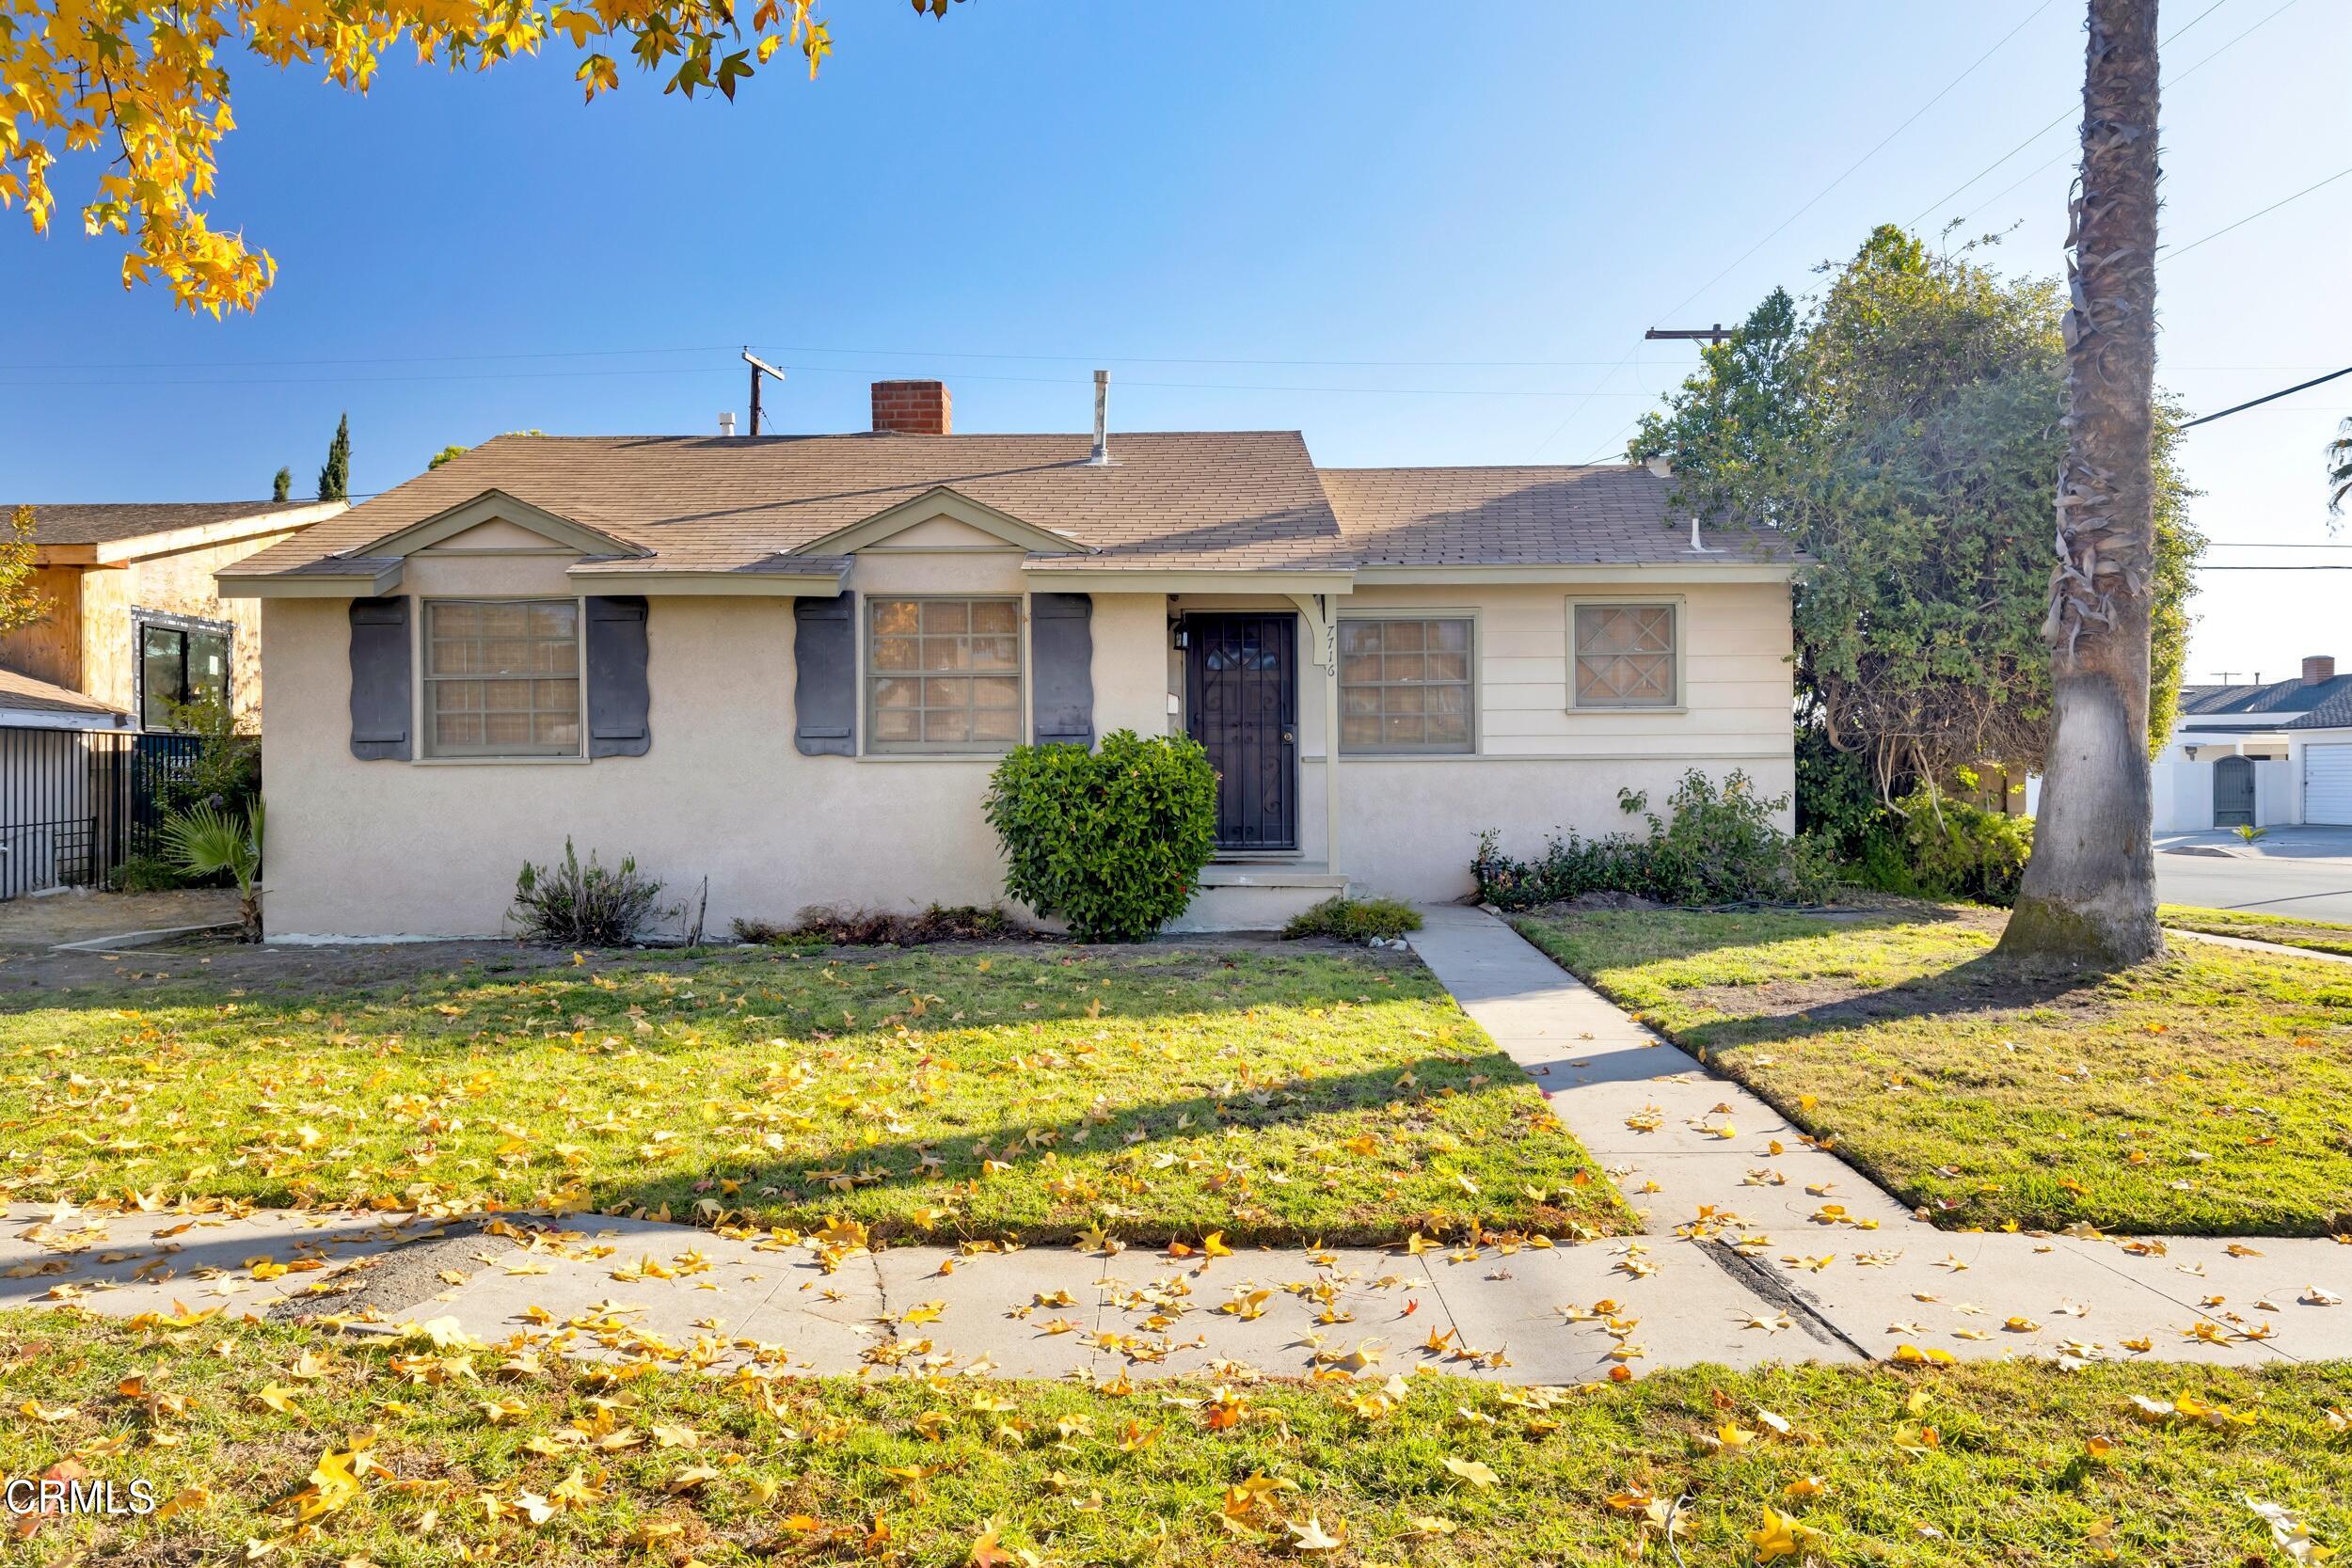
[2146,655,2352,831]
[1,499,348,732]
[218,380,1804,940]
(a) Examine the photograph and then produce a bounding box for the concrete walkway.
[4,908,2346,1380]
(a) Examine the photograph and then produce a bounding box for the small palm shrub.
[512,840,671,945]
[159,800,264,941]
[1283,895,1422,943]
[983,730,1218,942]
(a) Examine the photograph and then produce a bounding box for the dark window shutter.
[348,597,411,760]
[583,595,651,758]
[1030,592,1094,747]
[794,591,856,756]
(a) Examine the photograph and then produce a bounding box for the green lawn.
[1512,907,2352,1236]
[0,942,1629,1245]
[2162,903,2352,958]
[6,1309,2347,1566]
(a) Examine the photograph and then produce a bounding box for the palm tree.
[2328,420,2352,515]
[162,800,265,942]
[1998,0,2165,966]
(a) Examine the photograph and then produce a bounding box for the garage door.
[2308,745,2352,825]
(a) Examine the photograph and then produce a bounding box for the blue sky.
[6,0,2350,681]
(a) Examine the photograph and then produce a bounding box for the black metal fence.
[0,730,203,900]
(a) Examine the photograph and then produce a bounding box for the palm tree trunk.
[1999,0,2164,967]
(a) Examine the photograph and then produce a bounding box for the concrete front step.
[1166,863,1350,932]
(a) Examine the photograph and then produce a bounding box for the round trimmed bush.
[983,730,1218,942]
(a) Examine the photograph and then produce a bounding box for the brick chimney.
[871,380,950,436]
[2304,654,2336,686]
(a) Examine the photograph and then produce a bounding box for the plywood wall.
[0,566,87,690]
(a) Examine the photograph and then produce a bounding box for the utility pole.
[1645,325,1733,344]
[742,349,787,436]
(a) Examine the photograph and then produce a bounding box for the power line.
[1653,0,2059,329]
[2203,540,2352,548]
[2165,163,2352,261]
[0,356,1663,399]
[0,342,1645,376]
[1911,0,2297,231]
[2194,563,2352,570]
[2177,363,2352,428]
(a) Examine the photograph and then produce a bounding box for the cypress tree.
[317,414,351,502]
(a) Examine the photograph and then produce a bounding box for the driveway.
[0,886,238,951]
[2155,826,2352,920]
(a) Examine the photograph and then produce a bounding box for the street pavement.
[2156,826,2352,920]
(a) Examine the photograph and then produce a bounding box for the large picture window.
[1572,602,1677,708]
[1338,617,1474,753]
[866,596,1024,752]
[136,614,231,730]
[423,599,582,757]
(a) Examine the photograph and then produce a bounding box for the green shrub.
[1793,725,1882,860]
[512,840,673,945]
[159,800,265,941]
[1474,768,1834,910]
[983,730,1217,942]
[1869,788,2034,906]
[1283,895,1423,943]
[735,904,1014,946]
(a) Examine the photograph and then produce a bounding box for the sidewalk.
[4,908,2345,1379]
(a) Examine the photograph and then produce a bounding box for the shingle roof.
[229,434,1804,580]
[2179,673,2352,718]
[2282,684,2352,731]
[1319,466,1802,566]
[0,666,126,721]
[235,433,1346,578]
[13,499,332,546]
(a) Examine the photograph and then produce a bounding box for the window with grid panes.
[1572,602,1677,707]
[866,597,1025,752]
[1337,617,1473,753]
[423,600,582,757]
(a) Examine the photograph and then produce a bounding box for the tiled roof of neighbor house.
[13,499,333,546]
[0,666,126,721]
[230,434,1803,579]
[2179,673,2352,719]
[1319,466,1802,566]
[2282,684,2352,731]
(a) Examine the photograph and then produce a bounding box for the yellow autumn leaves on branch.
[0,0,862,313]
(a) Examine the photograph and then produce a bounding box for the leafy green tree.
[271,467,292,502]
[428,444,469,470]
[1631,224,2201,803]
[318,413,351,502]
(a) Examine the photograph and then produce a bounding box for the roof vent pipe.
[719,412,737,437]
[1089,369,1112,466]
[1688,517,1721,554]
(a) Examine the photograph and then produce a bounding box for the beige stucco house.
[219,380,1802,939]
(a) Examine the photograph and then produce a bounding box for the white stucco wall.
[256,521,1796,936]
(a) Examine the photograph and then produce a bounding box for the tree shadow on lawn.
[587,1050,1616,1247]
[1659,949,2122,1060]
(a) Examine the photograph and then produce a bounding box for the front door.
[1184,612,1299,851]
[2213,755,2255,828]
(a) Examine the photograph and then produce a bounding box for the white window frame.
[1565,596,1685,713]
[1335,610,1478,755]
[862,594,1028,757]
[416,595,588,762]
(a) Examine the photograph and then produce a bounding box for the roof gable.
[787,486,1088,558]
[354,490,646,561]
